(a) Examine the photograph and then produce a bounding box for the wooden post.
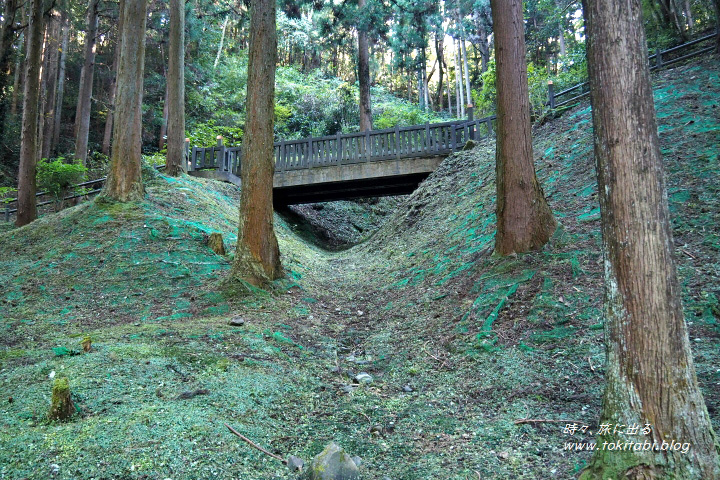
[547,81,555,109]
[395,125,401,159]
[184,138,190,172]
[216,135,226,171]
[307,137,312,167]
[467,105,475,140]
[4,205,10,222]
[280,140,286,169]
[191,146,197,171]
[451,122,457,150]
[364,131,371,161]
[425,122,431,153]
[656,47,662,68]
[336,132,343,165]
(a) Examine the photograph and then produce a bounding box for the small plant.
[0,186,16,203]
[36,157,87,211]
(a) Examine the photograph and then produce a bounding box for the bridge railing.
[189,116,497,177]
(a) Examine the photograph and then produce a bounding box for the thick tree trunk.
[165,0,185,176]
[16,0,45,227]
[74,0,100,164]
[52,7,70,156]
[102,0,148,202]
[490,0,556,255]
[41,11,61,161]
[357,0,372,132]
[579,1,720,478]
[231,0,282,286]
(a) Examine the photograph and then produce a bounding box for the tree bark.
[102,0,148,202]
[579,0,720,478]
[454,39,464,117]
[165,0,185,176]
[357,0,372,132]
[74,0,100,165]
[102,11,124,157]
[435,34,444,111]
[214,15,229,69]
[41,11,61,161]
[231,0,282,286]
[158,78,168,150]
[16,0,45,227]
[490,0,556,255]
[52,5,70,156]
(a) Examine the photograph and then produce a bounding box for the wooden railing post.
[424,122,431,153]
[279,140,286,169]
[191,146,197,171]
[184,138,190,172]
[547,81,555,109]
[336,132,343,164]
[217,136,229,171]
[656,47,663,68]
[467,105,475,140]
[364,131,371,161]
[4,205,9,222]
[451,122,457,151]
[395,125,401,159]
[307,137,313,167]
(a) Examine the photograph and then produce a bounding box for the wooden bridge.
[188,116,496,205]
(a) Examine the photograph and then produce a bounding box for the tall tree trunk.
[158,78,168,150]
[357,0,372,132]
[11,49,22,115]
[103,0,148,202]
[454,39,464,118]
[52,5,70,156]
[74,0,100,164]
[165,0,185,176]
[102,12,124,157]
[714,0,720,52]
[461,38,472,109]
[214,15,229,68]
[579,0,720,477]
[231,0,282,286]
[16,0,45,227]
[435,34,444,111]
[41,11,61,160]
[490,0,556,255]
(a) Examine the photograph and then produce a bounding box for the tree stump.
[48,377,76,421]
[208,232,226,255]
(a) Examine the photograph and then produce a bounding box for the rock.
[287,455,304,471]
[228,317,245,326]
[354,372,373,384]
[350,456,362,467]
[48,377,75,421]
[402,385,413,393]
[207,232,226,255]
[340,385,356,394]
[306,442,359,480]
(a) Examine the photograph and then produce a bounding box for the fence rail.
[548,32,717,108]
[190,116,497,177]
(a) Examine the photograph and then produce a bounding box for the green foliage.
[0,187,17,204]
[36,158,88,205]
[187,121,244,147]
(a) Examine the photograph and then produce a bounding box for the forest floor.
[0,55,719,480]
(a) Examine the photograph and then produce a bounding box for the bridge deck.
[188,116,495,204]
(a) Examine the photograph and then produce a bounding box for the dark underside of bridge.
[272,172,429,205]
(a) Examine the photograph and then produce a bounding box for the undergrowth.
[0,55,718,480]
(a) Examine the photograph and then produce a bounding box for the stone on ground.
[306,442,359,480]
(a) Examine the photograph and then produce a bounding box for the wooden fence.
[548,32,717,109]
[190,116,497,176]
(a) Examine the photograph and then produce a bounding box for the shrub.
[36,157,87,209]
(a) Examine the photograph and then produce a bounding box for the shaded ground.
[0,55,719,480]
